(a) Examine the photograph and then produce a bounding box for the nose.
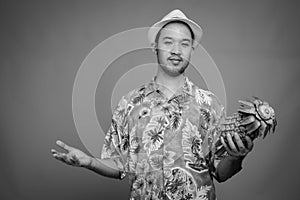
[170,43,181,55]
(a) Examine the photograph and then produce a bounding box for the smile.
[168,57,183,62]
[168,56,183,65]
[168,57,182,65]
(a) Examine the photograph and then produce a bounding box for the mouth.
[168,57,183,65]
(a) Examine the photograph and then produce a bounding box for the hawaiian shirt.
[101,75,226,200]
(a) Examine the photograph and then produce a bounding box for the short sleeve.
[100,95,130,179]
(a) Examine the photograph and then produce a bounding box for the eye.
[164,40,172,45]
[181,42,190,47]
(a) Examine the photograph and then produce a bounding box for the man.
[52,9,267,200]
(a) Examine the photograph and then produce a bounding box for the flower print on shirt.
[101,75,227,200]
[132,176,147,197]
[139,107,151,119]
[165,167,197,200]
[142,127,164,155]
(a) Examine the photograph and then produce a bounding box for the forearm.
[214,155,244,182]
[85,157,121,179]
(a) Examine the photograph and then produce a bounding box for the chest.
[127,95,215,152]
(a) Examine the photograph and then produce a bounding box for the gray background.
[1,0,299,200]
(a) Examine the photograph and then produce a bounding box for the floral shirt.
[101,75,226,200]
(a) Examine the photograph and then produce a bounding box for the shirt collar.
[147,74,194,97]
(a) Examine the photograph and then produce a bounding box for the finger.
[226,133,238,153]
[233,133,246,152]
[220,136,230,152]
[258,121,267,137]
[51,149,67,161]
[245,120,261,134]
[51,149,68,161]
[52,151,66,161]
[221,135,239,157]
[245,136,254,151]
[239,115,255,126]
[51,149,62,158]
[59,154,74,165]
[56,140,71,152]
[51,148,60,156]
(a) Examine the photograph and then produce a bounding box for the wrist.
[227,154,245,162]
[84,156,94,169]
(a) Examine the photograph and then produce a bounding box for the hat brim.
[148,18,203,49]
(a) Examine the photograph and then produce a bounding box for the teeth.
[170,60,180,65]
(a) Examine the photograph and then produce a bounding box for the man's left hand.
[220,132,254,158]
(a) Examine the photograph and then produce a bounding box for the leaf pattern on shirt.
[149,154,163,170]
[161,104,174,116]
[132,87,146,105]
[182,119,203,159]
[200,108,211,122]
[128,125,139,172]
[182,119,209,173]
[195,89,212,106]
[195,185,212,200]
[156,116,169,129]
[100,76,226,200]
[142,127,164,155]
[142,113,167,155]
[170,111,183,131]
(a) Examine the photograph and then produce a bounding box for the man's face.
[156,22,194,77]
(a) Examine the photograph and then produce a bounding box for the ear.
[151,43,158,54]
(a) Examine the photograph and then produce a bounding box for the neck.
[155,68,185,94]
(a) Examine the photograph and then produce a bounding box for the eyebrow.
[162,36,191,42]
[182,39,191,43]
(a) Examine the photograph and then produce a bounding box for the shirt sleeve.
[100,95,130,179]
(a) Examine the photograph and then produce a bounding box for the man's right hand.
[51,140,92,168]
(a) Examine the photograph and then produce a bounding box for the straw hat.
[148,9,203,49]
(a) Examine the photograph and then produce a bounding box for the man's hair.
[154,20,195,45]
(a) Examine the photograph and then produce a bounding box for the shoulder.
[192,84,225,116]
[115,82,150,110]
[123,83,150,102]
